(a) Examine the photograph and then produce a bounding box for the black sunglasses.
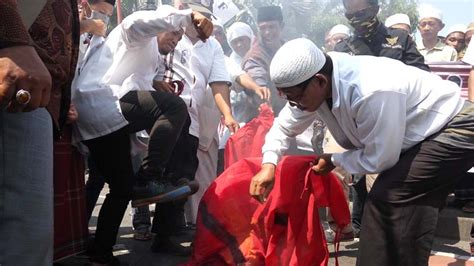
[344,5,378,20]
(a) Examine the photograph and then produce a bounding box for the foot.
[325,229,355,243]
[133,228,153,241]
[89,253,120,266]
[150,235,192,256]
[131,180,199,208]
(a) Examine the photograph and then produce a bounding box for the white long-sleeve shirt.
[262,52,464,174]
[72,6,192,141]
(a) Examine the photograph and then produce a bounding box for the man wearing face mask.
[334,0,429,239]
[335,0,428,71]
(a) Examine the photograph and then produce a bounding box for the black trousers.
[358,102,474,266]
[152,131,199,236]
[84,90,188,259]
[120,90,188,182]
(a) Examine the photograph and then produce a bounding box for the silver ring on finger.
[15,89,31,105]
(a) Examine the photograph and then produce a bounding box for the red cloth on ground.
[53,126,88,261]
[224,104,274,169]
[186,156,350,266]
[248,156,350,266]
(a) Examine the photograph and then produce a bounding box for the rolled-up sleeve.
[121,5,191,48]
[262,105,318,165]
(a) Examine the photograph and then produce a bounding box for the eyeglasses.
[344,5,378,21]
[278,77,313,107]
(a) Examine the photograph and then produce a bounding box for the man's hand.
[223,115,240,134]
[250,163,276,203]
[153,80,174,93]
[0,46,52,112]
[66,103,78,124]
[254,86,271,102]
[80,19,107,36]
[311,153,336,175]
[191,11,213,41]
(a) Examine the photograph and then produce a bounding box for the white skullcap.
[385,13,411,28]
[418,4,443,22]
[447,24,467,35]
[226,22,254,43]
[270,38,326,88]
[328,24,351,38]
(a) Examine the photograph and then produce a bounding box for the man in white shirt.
[72,6,212,263]
[149,0,239,256]
[250,38,474,265]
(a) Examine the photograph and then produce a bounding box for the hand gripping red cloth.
[248,156,351,266]
[224,104,274,169]
[185,156,350,266]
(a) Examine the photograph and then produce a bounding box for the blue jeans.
[0,108,53,266]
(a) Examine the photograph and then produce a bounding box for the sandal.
[133,229,153,241]
[462,201,474,213]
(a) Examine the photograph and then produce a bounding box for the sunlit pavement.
[57,186,474,266]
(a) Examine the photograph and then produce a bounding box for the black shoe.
[89,253,120,266]
[150,235,192,257]
[353,227,361,238]
[131,180,199,208]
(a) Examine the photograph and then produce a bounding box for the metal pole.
[116,0,123,24]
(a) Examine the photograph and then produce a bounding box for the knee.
[169,96,188,121]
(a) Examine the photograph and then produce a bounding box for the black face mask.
[346,6,379,38]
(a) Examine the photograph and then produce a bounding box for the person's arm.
[0,1,52,112]
[250,104,319,202]
[209,81,239,133]
[236,73,271,101]
[0,0,30,49]
[121,5,212,48]
[332,91,407,174]
[402,34,430,71]
[80,18,107,36]
[242,57,271,88]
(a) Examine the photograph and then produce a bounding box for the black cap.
[257,6,283,23]
[104,0,115,5]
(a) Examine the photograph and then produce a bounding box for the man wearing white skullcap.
[417,4,458,62]
[249,38,474,265]
[325,24,351,51]
[385,13,411,33]
[335,0,428,240]
[445,24,467,59]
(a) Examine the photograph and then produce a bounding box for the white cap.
[226,22,254,43]
[270,38,326,88]
[418,4,443,22]
[447,24,467,35]
[385,13,411,28]
[328,24,351,38]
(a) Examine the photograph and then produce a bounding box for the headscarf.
[226,22,254,65]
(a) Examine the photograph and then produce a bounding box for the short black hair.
[342,0,378,8]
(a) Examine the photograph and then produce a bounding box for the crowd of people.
[1,0,474,265]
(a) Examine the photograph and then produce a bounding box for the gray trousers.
[0,108,53,266]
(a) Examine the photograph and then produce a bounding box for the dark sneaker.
[150,235,192,257]
[131,181,199,208]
